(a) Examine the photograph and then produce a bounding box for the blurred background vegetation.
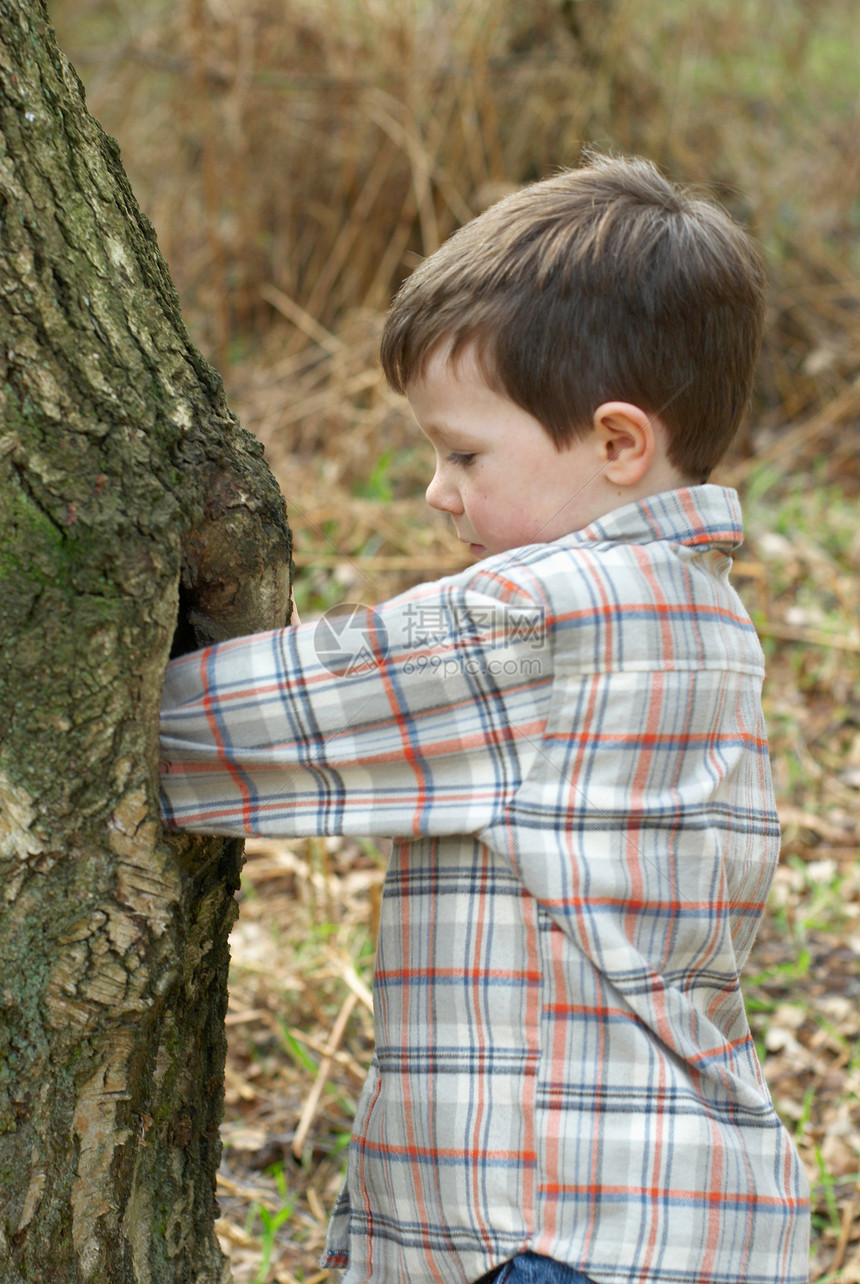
[48,1,860,1280]
[49,0,860,602]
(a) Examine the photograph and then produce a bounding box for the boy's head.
[381,153,767,488]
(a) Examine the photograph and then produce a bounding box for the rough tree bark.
[0,3,292,1280]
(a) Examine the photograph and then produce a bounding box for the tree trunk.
[0,3,292,1280]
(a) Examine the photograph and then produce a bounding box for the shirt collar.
[569,485,744,553]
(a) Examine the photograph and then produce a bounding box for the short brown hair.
[380,153,767,481]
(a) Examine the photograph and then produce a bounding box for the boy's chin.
[469,542,489,559]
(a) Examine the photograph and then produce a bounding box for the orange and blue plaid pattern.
[160,487,810,1284]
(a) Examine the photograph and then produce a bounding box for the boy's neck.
[601,459,698,517]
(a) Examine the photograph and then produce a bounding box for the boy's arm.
[159,575,551,838]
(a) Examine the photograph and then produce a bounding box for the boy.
[160,154,810,1284]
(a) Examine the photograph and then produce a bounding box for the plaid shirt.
[160,486,809,1284]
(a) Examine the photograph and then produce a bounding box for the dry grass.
[47,0,860,1279]
[53,0,860,410]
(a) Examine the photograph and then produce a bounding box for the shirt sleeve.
[159,568,552,837]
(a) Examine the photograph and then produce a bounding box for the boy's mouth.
[455,528,488,559]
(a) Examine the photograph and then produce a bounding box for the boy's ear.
[592,401,657,485]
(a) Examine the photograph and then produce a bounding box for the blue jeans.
[474,1252,596,1284]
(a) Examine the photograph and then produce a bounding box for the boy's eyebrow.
[416,420,480,446]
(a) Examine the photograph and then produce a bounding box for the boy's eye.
[447,451,476,467]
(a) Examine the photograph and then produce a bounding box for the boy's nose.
[425,469,463,515]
